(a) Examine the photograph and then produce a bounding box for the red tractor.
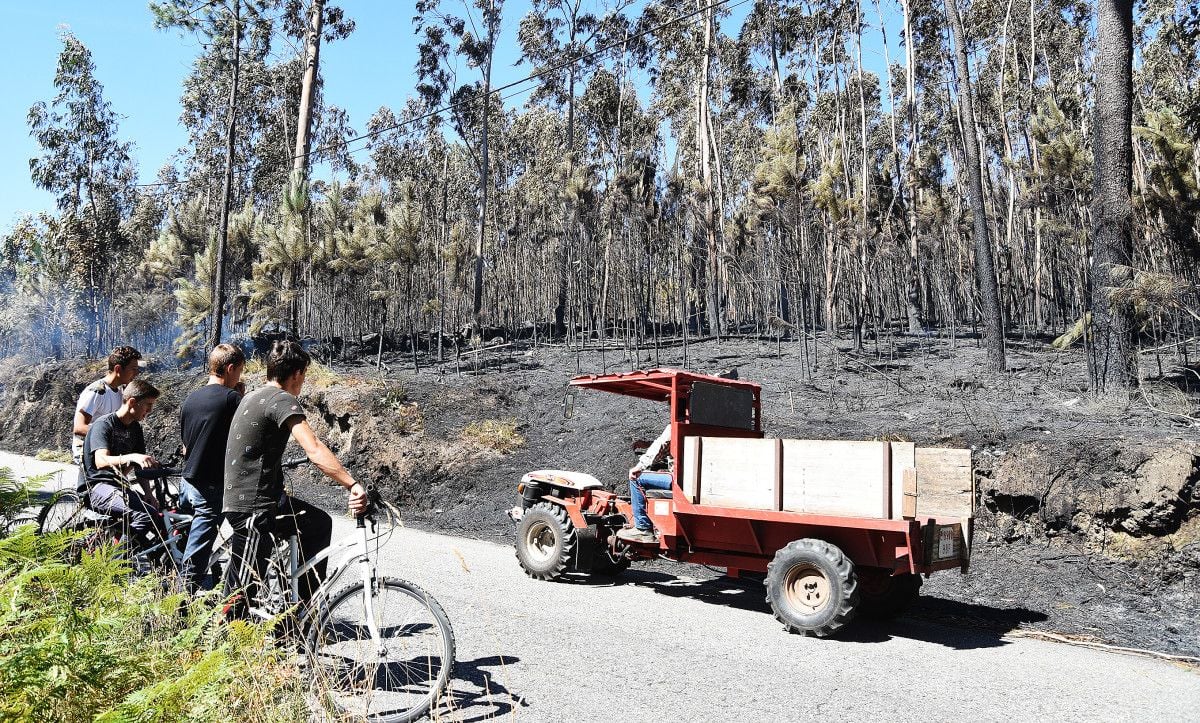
[511,369,973,637]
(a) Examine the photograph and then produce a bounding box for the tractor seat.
[644,489,673,499]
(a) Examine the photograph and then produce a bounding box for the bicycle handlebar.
[282,456,310,470]
[133,466,182,481]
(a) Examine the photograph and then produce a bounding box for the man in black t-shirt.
[177,344,245,590]
[83,379,165,549]
[221,341,367,607]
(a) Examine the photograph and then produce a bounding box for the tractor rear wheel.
[515,502,577,581]
[857,570,922,619]
[765,538,858,637]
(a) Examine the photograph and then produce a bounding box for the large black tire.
[515,502,577,581]
[857,570,922,619]
[309,577,455,723]
[765,538,859,638]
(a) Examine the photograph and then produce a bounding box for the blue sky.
[1,0,891,228]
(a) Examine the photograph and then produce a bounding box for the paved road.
[327,514,1199,723]
[6,454,1196,722]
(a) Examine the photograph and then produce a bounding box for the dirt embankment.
[1,337,1197,655]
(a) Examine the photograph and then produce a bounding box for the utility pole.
[210,0,241,350]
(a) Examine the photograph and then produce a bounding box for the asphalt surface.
[7,453,1197,722]
[342,515,1199,723]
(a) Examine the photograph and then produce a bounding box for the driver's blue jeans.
[631,472,673,530]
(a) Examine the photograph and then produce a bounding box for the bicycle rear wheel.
[308,577,455,723]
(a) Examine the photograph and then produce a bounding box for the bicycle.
[35,457,206,579]
[238,457,456,723]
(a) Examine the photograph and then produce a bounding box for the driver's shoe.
[616,526,656,544]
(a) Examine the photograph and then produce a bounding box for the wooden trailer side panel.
[890,442,916,520]
[781,440,889,518]
[914,447,974,519]
[697,437,780,510]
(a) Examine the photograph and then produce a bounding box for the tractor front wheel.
[765,538,859,637]
[515,502,577,581]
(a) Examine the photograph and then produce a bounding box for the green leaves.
[0,524,307,722]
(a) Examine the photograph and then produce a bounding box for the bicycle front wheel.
[37,490,89,534]
[308,577,455,723]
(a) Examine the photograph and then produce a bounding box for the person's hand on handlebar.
[348,481,369,515]
[127,453,159,469]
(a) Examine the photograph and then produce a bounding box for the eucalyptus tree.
[153,0,257,348]
[1089,0,1137,390]
[284,0,355,181]
[517,0,637,335]
[944,0,1006,370]
[27,31,136,353]
[415,0,506,337]
[641,0,727,335]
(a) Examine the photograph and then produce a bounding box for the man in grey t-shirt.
[221,340,367,608]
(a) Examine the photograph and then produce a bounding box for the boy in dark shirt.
[221,340,367,607]
[177,344,245,590]
[83,378,165,550]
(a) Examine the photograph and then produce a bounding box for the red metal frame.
[563,369,966,576]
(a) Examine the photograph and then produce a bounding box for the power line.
[135,0,743,192]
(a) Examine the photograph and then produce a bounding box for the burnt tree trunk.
[944,0,1006,371]
[1089,0,1137,392]
[210,0,241,350]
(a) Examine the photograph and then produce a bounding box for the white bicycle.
[243,458,456,722]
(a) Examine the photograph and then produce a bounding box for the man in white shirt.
[617,423,673,543]
[72,346,144,474]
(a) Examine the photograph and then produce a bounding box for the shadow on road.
[837,598,1049,650]
[438,654,530,723]
[571,569,1048,650]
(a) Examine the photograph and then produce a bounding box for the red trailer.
[512,369,973,637]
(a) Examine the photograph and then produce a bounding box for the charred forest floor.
[2,332,1198,657]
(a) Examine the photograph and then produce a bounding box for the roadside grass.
[462,419,524,454]
[0,470,315,722]
[34,448,73,463]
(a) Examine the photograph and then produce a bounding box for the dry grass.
[1104,516,1200,561]
[243,356,266,376]
[381,386,424,434]
[304,360,342,390]
[34,449,73,463]
[461,419,524,454]
[239,357,341,390]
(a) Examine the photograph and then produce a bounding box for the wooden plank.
[914,447,973,519]
[882,441,892,519]
[683,436,702,504]
[781,440,889,518]
[699,437,779,510]
[774,439,784,512]
[902,468,917,519]
[890,442,916,520]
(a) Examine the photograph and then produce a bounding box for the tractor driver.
[617,423,673,544]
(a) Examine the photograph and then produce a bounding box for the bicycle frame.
[101,467,195,571]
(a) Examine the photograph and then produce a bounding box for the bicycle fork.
[355,517,387,657]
